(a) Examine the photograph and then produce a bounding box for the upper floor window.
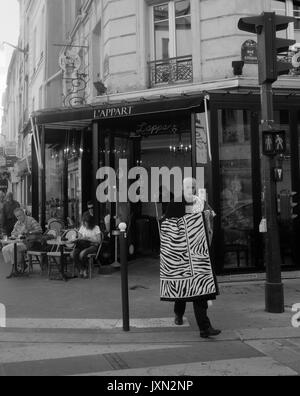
[271,1,300,33]
[32,27,37,70]
[271,0,286,15]
[152,0,191,61]
[294,3,300,30]
[76,0,83,15]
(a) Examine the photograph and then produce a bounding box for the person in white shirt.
[71,213,102,279]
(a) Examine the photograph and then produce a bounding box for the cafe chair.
[27,251,47,274]
[46,232,68,280]
[62,229,78,249]
[62,229,78,277]
[27,229,57,275]
[47,252,62,280]
[223,229,250,268]
[47,228,79,280]
[47,219,65,236]
[47,251,67,281]
[87,235,104,280]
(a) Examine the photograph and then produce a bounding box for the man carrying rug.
[161,178,221,339]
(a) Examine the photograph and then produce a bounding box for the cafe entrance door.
[99,113,193,258]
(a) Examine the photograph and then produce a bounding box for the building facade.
[0,49,21,196]
[3,0,300,274]
[1,0,65,211]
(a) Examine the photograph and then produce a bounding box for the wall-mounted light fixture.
[232,60,245,76]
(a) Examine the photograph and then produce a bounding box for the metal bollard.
[119,223,130,332]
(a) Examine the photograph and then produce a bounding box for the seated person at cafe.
[2,208,43,271]
[71,213,102,279]
[83,201,94,219]
[3,192,20,236]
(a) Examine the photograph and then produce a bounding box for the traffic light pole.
[238,11,295,314]
[261,83,285,314]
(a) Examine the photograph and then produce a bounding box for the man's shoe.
[200,327,222,339]
[174,316,184,326]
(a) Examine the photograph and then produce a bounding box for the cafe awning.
[31,94,204,130]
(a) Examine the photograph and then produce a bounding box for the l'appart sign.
[94,106,133,119]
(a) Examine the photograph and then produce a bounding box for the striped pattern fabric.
[160,213,217,302]
[11,216,43,237]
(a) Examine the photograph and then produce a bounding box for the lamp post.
[119,222,130,332]
[111,185,121,269]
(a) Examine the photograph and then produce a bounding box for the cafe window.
[45,144,65,223]
[151,0,192,60]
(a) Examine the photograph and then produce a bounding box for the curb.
[217,271,300,284]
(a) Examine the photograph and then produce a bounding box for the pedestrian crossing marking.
[115,318,190,329]
[0,343,186,364]
[3,317,190,330]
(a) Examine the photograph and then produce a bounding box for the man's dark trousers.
[174,300,211,331]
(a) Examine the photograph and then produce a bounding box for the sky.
[0,0,20,118]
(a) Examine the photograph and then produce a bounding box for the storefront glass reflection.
[44,131,82,227]
[218,109,254,269]
[45,144,65,222]
[68,156,81,228]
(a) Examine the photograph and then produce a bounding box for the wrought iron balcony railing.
[148,55,193,87]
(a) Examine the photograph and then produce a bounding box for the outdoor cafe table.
[1,238,28,279]
[47,238,71,281]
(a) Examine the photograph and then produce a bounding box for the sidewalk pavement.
[0,255,300,376]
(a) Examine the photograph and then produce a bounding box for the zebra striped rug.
[160,213,218,302]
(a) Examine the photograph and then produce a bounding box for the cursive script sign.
[195,113,208,164]
[136,122,178,137]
